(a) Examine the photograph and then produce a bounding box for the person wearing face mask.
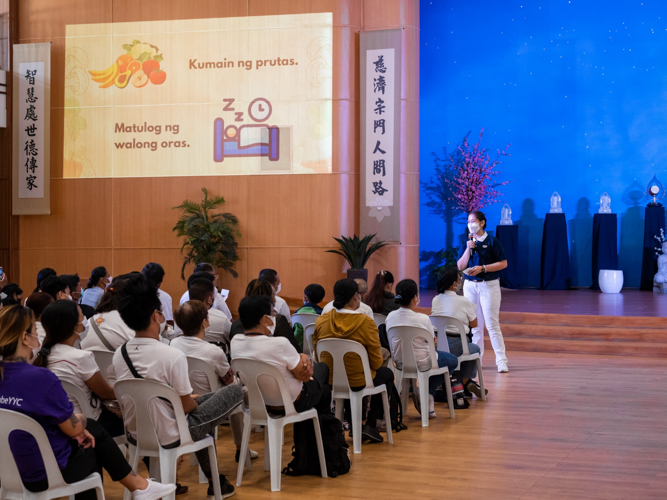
[81,266,111,311]
[258,268,292,325]
[179,263,233,321]
[25,292,54,346]
[294,283,326,315]
[457,210,509,373]
[173,278,231,343]
[39,276,73,302]
[1,283,23,307]
[60,274,95,319]
[33,300,124,437]
[313,279,389,443]
[366,270,400,316]
[385,279,460,418]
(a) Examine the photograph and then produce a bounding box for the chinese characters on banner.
[365,49,395,208]
[18,61,44,199]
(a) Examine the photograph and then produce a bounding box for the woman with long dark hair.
[366,270,400,316]
[80,266,110,311]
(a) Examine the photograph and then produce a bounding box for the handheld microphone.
[469,233,476,257]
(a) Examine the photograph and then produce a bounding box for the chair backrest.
[316,338,375,393]
[0,409,68,494]
[292,313,319,357]
[373,313,387,327]
[59,379,96,419]
[429,315,470,356]
[113,379,194,452]
[231,358,299,422]
[386,325,438,376]
[90,349,116,384]
[186,356,221,394]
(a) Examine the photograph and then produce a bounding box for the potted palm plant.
[326,234,387,282]
[172,187,241,280]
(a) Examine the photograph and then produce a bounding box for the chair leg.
[350,394,363,454]
[311,416,328,479]
[400,378,410,416]
[207,445,222,500]
[443,373,455,419]
[380,389,393,444]
[268,423,283,492]
[236,414,252,487]
[477,358,487,401]
[419,375,430,427]
[158,452,177,500]
[334,398,344,422]
[95,485,104,500]
[263,426,270,472]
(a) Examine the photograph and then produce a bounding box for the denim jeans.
[447,336,481,380]
[428,350,458,395]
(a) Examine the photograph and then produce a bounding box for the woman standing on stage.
[456,211,509,373]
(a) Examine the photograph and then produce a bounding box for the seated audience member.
[294,283,326,315]
[34,300,124,437]
[0,304,175,500]
[182,278,231,343]
[39,275,72,301]
[1,283,23,306]
[258,268,292,325]
[81,275,136,352]
[172,300,258,463]
[142,262,174,327]
[61,273,95,318]
[431,268,487,399]
[313,279,390,442]
[113,276,242,499]
[25,292,54,344]
[321,278,374,320]
[32,267,57,294]
[386,279,459,418]
[179,263,232,320]
[81,266,110,310]
[231,295,330,415]
[229,279,300,352]
[366,270,400,316]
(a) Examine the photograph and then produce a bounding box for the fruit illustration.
[114,69,132,88]
[131,70,149,88]
[149,69,166,85]
[89,40,165,90]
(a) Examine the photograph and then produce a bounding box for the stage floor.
[419,288,667,317]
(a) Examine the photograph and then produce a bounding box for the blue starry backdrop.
[420,0,665,287]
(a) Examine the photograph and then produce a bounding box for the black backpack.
[283,414,351,478]
[387,379,407,432]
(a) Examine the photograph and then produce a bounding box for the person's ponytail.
[34,301,79,368]
[394,279,418,307]
[87,266,107,289]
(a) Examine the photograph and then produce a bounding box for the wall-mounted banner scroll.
[63,14,333,178]
[12,42,51,215]
[360,29,402,242]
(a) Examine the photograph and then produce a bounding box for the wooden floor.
[102,351,667,499]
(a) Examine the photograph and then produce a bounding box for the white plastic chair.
[386,325,455,425]
[429,315,486,402]
[316,338,393,454]
[292,313,319,360]
[231,358,327,491]
[114,379,223,500]
[90,349,115,384]
[0,408,105,500]
[373,313,387,327]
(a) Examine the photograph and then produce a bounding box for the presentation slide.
[63,14,333,178]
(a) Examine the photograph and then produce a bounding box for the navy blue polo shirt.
[458,233,507,282]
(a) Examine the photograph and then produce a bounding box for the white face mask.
[66,294,73,301]
[78,317,90,341]
[275,283,282,295]
[456,280,464,293]
[468,222,480,234]
[266,315,276,335]
[416,295,420,307]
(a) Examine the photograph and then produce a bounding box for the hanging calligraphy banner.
[360,30,402,242]
[12,43,51,215]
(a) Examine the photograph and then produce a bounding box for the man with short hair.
[39,276,71,301]
[175,278,231,343]
[113,276,242,499]
[60,274,95,318]
[179,263,232,320]
[142,262,174,327]
[258,268,292,325]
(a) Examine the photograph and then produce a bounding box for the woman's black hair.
[258,269,278,286]
[1,284,23,306]
[33,300,80,368]
[436,267,461,294]
[36,268,57,287]
[87,266,108,289]
[469,210,487,231]
[304,284,325,304]
[366,270,395,313]
[332,279,359,310]
[394,279,419,306]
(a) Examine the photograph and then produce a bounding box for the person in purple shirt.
[0,304,175,500]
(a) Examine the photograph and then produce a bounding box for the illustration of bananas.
[88,63,118,88]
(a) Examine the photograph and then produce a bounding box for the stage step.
[487,337,667,358]
[499,311,665,330]
[499,323,666,343]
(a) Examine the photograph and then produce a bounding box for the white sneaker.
[249,449,259,459]
[498,361,509,373]
[132,479,177,500]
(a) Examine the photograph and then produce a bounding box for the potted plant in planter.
[172,187,241,280]
[326,234,387,282]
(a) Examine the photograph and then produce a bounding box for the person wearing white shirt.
[141,262,175,326]
[431,268,487,399]
[33,300,123,437]
[258,268,292,325]
[385,279,458,418]
[179,264,233,320]
[113,275,242,498]
[81,266,111,310]
[172,300,259,464]
[322,298,374,320]
[175,278,232,343]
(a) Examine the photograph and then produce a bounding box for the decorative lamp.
[646,175,665,207]
[549,192,562,213]
[599,192,611,214]
[500,203,513,225]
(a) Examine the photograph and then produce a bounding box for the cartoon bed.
[213,119,280,162]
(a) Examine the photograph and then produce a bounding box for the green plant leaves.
[326,233,387,269]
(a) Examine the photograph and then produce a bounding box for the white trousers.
[463,279,508,366]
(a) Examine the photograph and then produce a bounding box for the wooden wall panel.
[362,0,420,29]
[111,0,248,24]
[248,0,362,27]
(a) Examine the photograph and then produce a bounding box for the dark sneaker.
[466,380,488,399]
[175,483,188,495]
[207,475,235,499]
[361,424,384,443]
